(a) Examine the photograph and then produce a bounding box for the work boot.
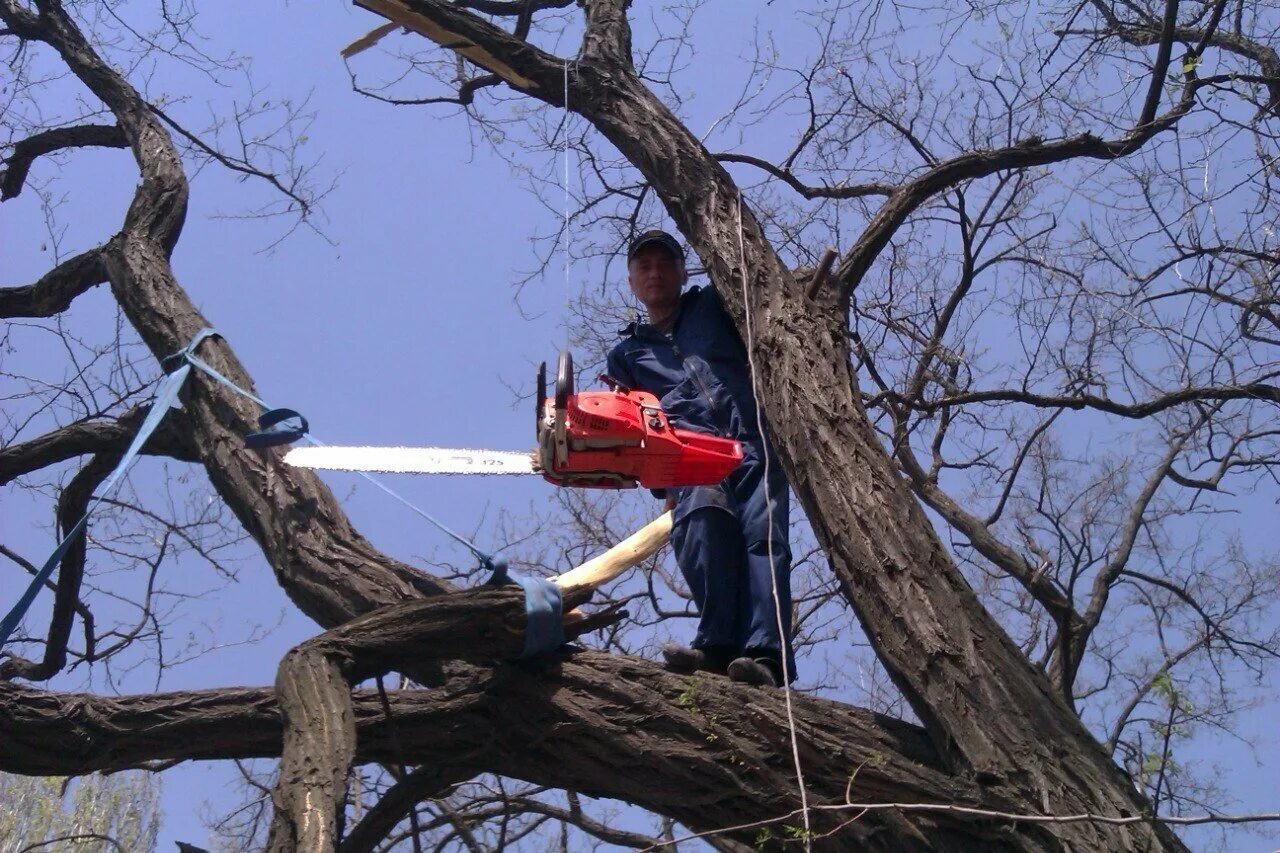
[661,643,732,674]
[727,656,779,688]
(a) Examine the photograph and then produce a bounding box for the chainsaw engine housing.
[536,352,743,489]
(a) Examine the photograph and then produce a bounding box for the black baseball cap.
[627,229,685,262]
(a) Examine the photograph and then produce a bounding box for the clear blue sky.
[2,1,1275,850]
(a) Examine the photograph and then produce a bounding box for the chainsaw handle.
[536,361,547,431]
[598,373,630,393]
[555,350,573,410]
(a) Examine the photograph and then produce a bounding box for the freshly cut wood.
[552,511,672,596]
[353,0,537,89]
[341,21,397,59]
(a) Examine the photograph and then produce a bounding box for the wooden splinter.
[340,21,398,59]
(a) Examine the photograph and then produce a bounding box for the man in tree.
[607,230,794,687]
[7,0,1277,846]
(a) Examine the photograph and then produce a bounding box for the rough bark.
[0,123,127,200]
[1,651,1033,850]
[0,243,111,318]
[266,589,548,851]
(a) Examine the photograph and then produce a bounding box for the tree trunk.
[583,71,1182,851]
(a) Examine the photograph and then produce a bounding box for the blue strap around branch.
[516,576,564,658]
[486,558,564,658]
[3,328,503,650]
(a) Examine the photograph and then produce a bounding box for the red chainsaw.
[284,352,743,490]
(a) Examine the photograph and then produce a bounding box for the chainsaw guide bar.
[284,446,536,476]
[284,352,743,490]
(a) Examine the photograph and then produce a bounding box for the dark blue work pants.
[669,446,795,680]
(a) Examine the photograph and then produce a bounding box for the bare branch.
[148,103,318,219]
[0,405,198,487]
[339,765,480,853]
[716,152,895,200]
[0,244,111,318]
[876,382,1280,419]
[1,124,127,200]
[1,451,120,681]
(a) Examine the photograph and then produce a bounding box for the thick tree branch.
[580,0,632,68]
[355,0,569,97]
[267,588,562,852]
[453,0,574,14]
[0,652,1023,851]
[6,0,187,252]
[0,405,199,487]
[0,0,38,38]
[1,123,127,200]
[0,243,111,318]
[1136,0,1181,128]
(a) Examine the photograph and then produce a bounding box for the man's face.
[627,245,685,315]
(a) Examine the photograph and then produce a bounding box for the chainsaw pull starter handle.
[555,350,573,410]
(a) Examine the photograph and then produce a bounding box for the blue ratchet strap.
[516,576,564,658]
[486,557,564,658]
[169,330,308,450]
[175,331,504,577]
[244,408,309,448]
[3,329,507,650]
[176,331,505,577]
[0,339,202,648]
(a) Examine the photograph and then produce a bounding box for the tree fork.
[266,587,569,852]
[347,2,1190,848]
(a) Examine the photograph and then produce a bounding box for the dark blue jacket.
[606,285,764,445]
[608,286,793,671]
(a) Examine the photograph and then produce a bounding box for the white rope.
[561,58,572,345]
[735,193,811,847]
